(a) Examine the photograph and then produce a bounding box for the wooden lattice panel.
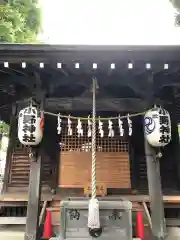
[60,121,128,152]
[59,118,130,189]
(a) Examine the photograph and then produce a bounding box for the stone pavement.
[0,225,25,240]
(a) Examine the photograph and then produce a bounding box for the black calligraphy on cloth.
[22,113,36,143]
[159,114,170,144]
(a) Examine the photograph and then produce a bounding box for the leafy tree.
[0,0,42,43]
[0,121,9,149]
[170,0,180,25]
[0,0,41,145]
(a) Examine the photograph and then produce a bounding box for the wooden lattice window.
[60,120,128,152]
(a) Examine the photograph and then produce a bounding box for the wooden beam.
[24,150,43,240]
[46,97,168,112]
[2,74,35,88]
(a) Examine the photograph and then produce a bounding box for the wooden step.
[0,217,26,225]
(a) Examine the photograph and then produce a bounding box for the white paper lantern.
[144,107,171,147]
[18,106,44,146]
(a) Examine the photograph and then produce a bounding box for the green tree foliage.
[0,121,9,149]
[170,0,180,11]
[170,0,180,25]
[0,121,9,137]
[0,1,41,142]
[0,0,42,43]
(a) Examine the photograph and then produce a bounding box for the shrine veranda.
[0,44,180,238]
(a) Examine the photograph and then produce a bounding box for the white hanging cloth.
[108,119,114,137]
[57,113,62,135]
[98,117,104,138]
[87,115,92,137]
[118,114,124,136]
[67,115,72,136]
[77,118,83,137]
[127,114,132,136]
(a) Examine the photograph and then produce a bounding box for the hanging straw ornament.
[88,115,92,137]
[57,113,62,135]
[77,118,83,137]
[108,119,114,137]
[98,117,104,138]
[127,114,132,136]
[118,114,124,136]
[67,115,72,136]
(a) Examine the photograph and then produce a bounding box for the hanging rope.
[44,110,146,121]
[91,77,97,199]
[88,77,102,238]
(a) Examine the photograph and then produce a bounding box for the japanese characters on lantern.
[18,106,44,145]
[144,107,171,147]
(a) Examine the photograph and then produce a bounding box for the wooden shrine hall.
[1,44,180,239]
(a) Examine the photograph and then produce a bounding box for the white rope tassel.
[127,113,132,136]
[88,198,100,229]
[67,115,72,136]
[88,77,100,230]
[118,114,124,136]
[77,118,83,137]
[98,117,104,138]
[57,113,62,134]
[108,119,114,137]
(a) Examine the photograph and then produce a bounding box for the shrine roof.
[0,44,180,123]
[1,44,180,64]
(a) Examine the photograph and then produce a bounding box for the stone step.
[0,231,24,240]
[0,226,25,240]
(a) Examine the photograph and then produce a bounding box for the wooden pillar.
[2,104,17,193]
[171,90,180,189]
[144,74,166,240]
[144,139,166,240]
[25,94,45,240]
[24,148,43,240]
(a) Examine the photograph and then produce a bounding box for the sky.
[39,0,180,45]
